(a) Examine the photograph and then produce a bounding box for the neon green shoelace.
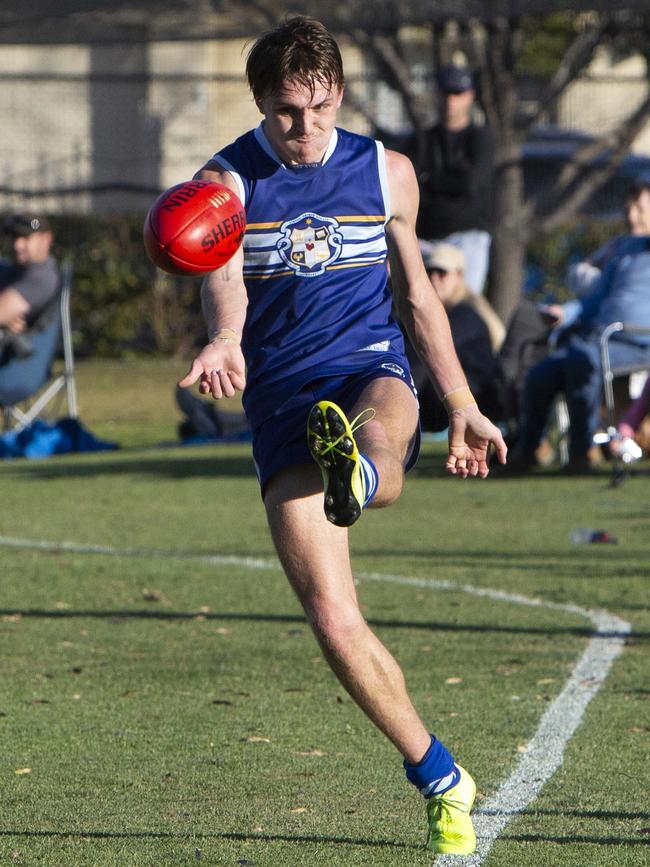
[313,407,376,458]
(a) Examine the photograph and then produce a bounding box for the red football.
[143,180,246,275]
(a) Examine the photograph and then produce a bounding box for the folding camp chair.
[552,321,650,473]
[598,321,650,486]
[0,259,78,431]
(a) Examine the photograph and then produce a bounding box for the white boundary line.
[359,574,630,865]
[0,535,631,864]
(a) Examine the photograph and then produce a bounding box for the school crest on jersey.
[277,212,343,277]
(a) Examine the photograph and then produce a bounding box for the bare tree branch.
[341,86,380,132]
[482,17,524,130]
[524,14,612,132]
[538,88,650,231]
[346,28,434,168]
[348,30,426,131]
[207,0,280,31]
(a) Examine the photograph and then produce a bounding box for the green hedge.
[50,213,207,359]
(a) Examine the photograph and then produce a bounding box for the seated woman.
[412,243,505,431]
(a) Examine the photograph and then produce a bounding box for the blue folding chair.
[0,259,78,430]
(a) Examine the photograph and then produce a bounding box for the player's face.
[258,79,343,166]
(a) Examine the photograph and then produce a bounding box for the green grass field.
[0,359,648,866]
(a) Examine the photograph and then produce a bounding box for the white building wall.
[0,44,92,213]
[0,36,648,217]
[558,49,650,153]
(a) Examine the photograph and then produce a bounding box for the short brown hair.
[246,16,344,104]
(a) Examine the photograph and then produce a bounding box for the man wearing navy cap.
[415,64,495,296]
[0,213,60,361]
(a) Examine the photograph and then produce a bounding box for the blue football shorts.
[251,355,421,497]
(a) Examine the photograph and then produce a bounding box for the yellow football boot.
[425,764,477,854]
[307,400,374,527]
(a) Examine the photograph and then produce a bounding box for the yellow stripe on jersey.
[246,215,385,230]
[244,269,295,279]
[335,216,386,223]
[326,259,386,270]
[246,220,284,229]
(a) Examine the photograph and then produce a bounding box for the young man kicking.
[179,16,507,853]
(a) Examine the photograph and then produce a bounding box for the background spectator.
[409,243,505,431]
[415,64,495,295]
[510,232,650,474]
[493,299,556,448]
[496,182,650,454]
[0,213,59,364]
[567,180,650,298]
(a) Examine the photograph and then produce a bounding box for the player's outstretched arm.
[383,148,507,477]
[178,163,248,400]
[178,248,248,399]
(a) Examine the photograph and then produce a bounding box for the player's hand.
[445,404,507,478]
[178,343,246,399]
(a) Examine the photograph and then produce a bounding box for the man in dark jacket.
[416,64,495,296]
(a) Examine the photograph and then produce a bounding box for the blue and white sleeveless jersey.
[214,125,406,429]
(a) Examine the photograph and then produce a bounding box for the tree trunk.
[490,143,530,325]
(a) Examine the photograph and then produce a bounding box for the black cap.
[437,64,474,94]
[2,213,52,237]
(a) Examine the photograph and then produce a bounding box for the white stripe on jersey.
[208,155,246,206]
[375,140,391,223]
[242,218,387,277]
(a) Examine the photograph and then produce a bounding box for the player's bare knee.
[369,457,404,507]
[306,599,367,653]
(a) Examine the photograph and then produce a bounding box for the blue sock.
[358,453,378,507]
[403,735,460,797]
